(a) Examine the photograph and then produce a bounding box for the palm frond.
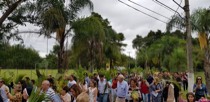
[166,15,185,31]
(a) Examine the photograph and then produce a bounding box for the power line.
[173,0,183,17]
[118,0,167,24]
[173,0,184,9]
[128,0,171,20]
[152,0,184,19]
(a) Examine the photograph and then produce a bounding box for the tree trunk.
[57,29,65,73]
[204,49,210,94]
[0,0,22,26]
[184,0,194,92]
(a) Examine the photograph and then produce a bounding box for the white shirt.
[98,79,109,94]
[67,80,76,88]
[61,93,71,102]
[0,84,9,92]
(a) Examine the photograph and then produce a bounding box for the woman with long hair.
[88,79,98,102]
[70,84,82,102]
[186,92,195,102]
[150,77,162,102]
[193,76,208,101]
[126,78,141,102]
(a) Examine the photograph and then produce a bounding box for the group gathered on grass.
[0,71,209,102]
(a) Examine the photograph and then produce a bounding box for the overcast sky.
[11,0,210,58]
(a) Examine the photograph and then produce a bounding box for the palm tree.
[167,8,210,93]
[20,0,93,73]
[71,16,105,72]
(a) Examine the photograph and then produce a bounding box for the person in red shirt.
[139,79,150,102]
[111,76,118,102]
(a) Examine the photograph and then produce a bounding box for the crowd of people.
[0,71,209,102]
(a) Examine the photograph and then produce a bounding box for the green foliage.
[0,44,42,69]
[28,89,45,102]
[14,74,25,84]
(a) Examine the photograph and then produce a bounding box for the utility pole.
[184,0,194,92]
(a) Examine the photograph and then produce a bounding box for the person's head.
[196,76,202,84]
[69,75,76,81]
[186,92,195,102]
[61,86,69,95]
[93,73,98,77]
[14,84,22,93]
[25,77,30,81]
[153,77,159,84]
[47,78,54,87]
[99,74,105,81]
[31,79,35,85]
[23,87,32,100]
[0,79,4,87]
[90,79,97,88]
[130,78,138,87]
[70,84,82,98]
[117,74,124,82]
[41,80,50,91]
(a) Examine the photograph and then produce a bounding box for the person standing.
[140,79,149,102]
[0,79,9,93]
[67,75,77,88]
[150,77,162,102]
[41,80,62,102]
[98,74,110,102]
[88,79,98,102]
[60,86,71,102]
[182,72,188,91]
[6,84,22,102]
[115,74,128,102]
[126,78,141,102]
[111,76,118,102]
[193,76,208,101]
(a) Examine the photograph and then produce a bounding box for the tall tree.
[72,16,105,72]
[15,0,93,73]
[167,8,210,93]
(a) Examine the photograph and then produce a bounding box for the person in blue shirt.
[193,76,208,101]
[116,74,128,102]
[0,88,8,102]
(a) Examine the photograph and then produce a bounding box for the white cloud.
[10,0,210,58]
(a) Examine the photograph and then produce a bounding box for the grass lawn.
[0,69,74,80]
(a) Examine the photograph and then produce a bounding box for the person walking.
[115,74,128,102]
[98,74,110,102]
[193,76,208,101]
[150,77,162,102]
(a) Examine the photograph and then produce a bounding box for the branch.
[0,0,23,26]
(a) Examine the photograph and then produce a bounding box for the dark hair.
[25,77,30,81]
[99,74,104,78]
[186,92,195,102]
[31,80,35,84]
[70,84,82,97]
[71,75,77,82]
[196,76,202,84]
[90,79,97,87]
[130,78,138,86]
[62,86,69,93]
[20,80,27,92]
